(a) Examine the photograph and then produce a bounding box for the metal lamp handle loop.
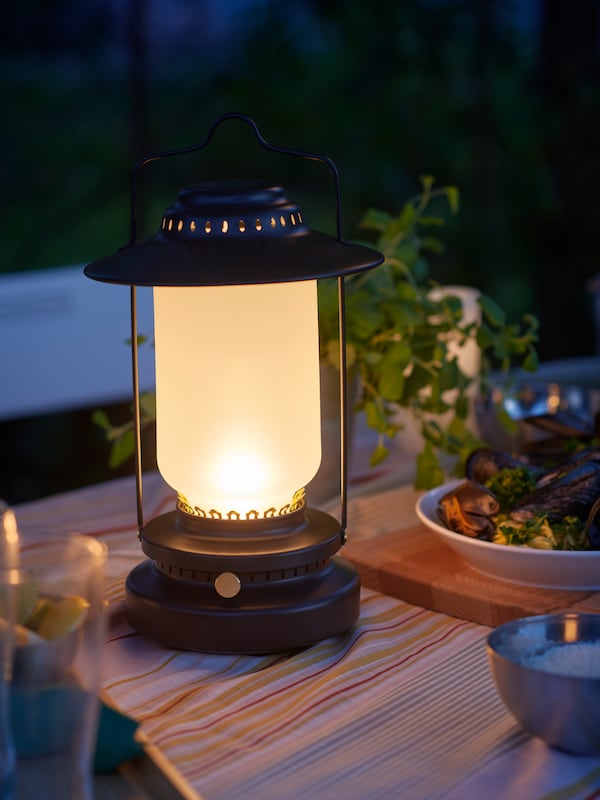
[125,113,352,542]
[126,112,344,247]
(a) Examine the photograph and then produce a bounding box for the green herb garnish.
[484,467,537,513]
[493,513,588,551]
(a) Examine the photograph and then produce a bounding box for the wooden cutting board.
[343,522,600,627]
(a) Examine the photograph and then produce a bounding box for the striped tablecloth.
[14,473,600,800]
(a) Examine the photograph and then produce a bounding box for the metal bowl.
[486,612,600,755]
[474,380,600,453]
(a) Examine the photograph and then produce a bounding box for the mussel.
[457,445,600,549]
[511,460,600,524]
[520,411,600,466]
[585,496,600,549]
[437,481,500,539]
[535,445,600,488]
[465,447,536,485]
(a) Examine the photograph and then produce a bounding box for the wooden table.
[12,472,600,800]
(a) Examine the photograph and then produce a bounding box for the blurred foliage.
[319,176,538,488]
[1,0,600,360]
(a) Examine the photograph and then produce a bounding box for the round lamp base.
[125,556,360,654]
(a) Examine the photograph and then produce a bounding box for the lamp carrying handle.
[127,114,351,542]
[126,112,345,248]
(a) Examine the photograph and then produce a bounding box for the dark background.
[2,0,600,503]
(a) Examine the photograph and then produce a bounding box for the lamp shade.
[154,280,321,519]
[84,181,383,286]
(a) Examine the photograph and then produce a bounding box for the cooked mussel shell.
[465,448,533,485]
[535,445,600,488]
[585,495,600,549]
[511,460,600,523]
[437,481,500,539]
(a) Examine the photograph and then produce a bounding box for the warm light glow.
[548,383,561,413]
[564,617,578,643]
[213,450,268,510]
[153,280,322,517]
[0,505,19,571]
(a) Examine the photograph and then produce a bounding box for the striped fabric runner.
[15,473,600,800]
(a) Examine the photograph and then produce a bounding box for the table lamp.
[85,114,383,653]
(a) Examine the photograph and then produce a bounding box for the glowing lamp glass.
[154,280,321,518]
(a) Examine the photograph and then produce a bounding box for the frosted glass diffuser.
[154,280,321,518]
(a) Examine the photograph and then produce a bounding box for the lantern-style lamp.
[85,114,383,653]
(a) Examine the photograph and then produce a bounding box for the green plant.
[318,176,539,488]
[95,177,539,490]
[93,390,155,470]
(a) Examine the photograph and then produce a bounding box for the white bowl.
[415,480,600,590]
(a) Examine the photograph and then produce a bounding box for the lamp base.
[125,555,360,654]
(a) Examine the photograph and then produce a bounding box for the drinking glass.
[0,505,107,800]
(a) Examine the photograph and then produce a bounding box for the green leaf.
[402,363,433,398]
[378,367,405,401]
[92,409,111,431]
[347,295,385,339]
[420,236,445,254]
[475,322,496,351]
[445,186,460,214]
[438,359,461,394]
[380,339,412,368]
[318,279,338,317]
[522,313,539,331]
[364,400,389,433]
[523,348,539,372]
[125,334,150,347]
[454,392,469,419]
[419,174,435,193]
[108,429,135,468]
[391,242,418,265]
[419,391,451,415]
[140,392,156,419]
[421,418,444,446]
[446,415,468,452]
[397,202,416,232]
[415,442,445,490]
[410,256,430,284]
[479,295,506,328]
[384,422,402,438]
[369,440,390,467]
[359,209,393,232]
[416,216,445,227]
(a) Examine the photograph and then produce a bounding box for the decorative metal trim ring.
[160,207,306,241]
[154,555,329,585]
[177,488,306,520]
